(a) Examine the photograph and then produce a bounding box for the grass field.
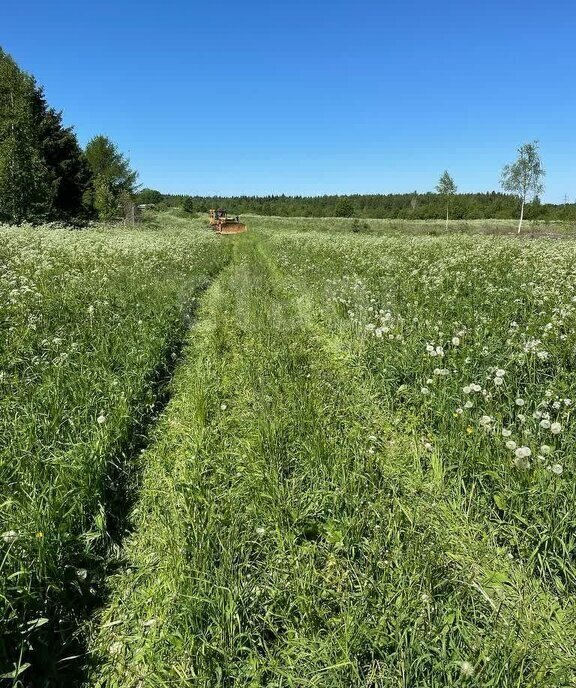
[2,212,576,686]
[0,214,230,682]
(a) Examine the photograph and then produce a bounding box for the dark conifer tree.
[0,48,51,223]
[32,89,92,220]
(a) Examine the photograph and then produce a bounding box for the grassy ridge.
[92,232,575,686]
[0,218,229,681]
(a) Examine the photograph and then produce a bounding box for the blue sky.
[2,0,575,201]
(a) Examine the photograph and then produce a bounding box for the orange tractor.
[209,208,247,234]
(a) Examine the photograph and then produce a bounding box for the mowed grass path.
[92,231,575,687]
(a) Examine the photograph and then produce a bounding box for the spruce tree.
[0,49,51,223]
[32,89,92,221]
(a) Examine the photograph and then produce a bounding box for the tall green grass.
[0,218,229,682]
[91,232,576,686]
[268,229,576,594]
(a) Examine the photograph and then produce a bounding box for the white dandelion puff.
[550,422,562,435]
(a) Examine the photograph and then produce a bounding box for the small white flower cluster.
[426,343,445,358]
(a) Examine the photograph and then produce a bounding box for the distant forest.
[153,192,576,221]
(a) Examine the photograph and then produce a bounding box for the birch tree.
[501,141,545,234]
[435,171,457,230]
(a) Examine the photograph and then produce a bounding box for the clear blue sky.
[2,0,575,201]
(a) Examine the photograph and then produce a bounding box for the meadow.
[2,212,576,686]
[0,214,230,682]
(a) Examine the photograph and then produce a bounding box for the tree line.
[154,189,575,223]
[0,48,137,224]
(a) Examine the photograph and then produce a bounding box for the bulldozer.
[209,208,247,234]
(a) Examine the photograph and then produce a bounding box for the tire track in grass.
[91,234,576,687]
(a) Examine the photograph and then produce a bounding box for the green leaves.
[0,49,91,224]
[85,135,138,220]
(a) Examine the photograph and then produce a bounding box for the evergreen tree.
[182,196,194,213]
[335,197,354,217]
[85,135,138,219]
[32,89,92,220]
[0,49,51,223]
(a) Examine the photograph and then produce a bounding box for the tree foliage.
[32,89,92,220]
[0,48,93,224]
[160,191,575,222]
[436,171,457,228]
[85,135,138,219]
[181,196,194,213]
[501,141,545,233]
[0,49,51,223]
[335,198,354,217]
[137,188,163,205]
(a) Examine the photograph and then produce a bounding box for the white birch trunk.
[517,198,525,234]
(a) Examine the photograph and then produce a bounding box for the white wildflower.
[505,440,517,451]
[550,422,562,435]
[551,464,564,475]
[109,641,123,656]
